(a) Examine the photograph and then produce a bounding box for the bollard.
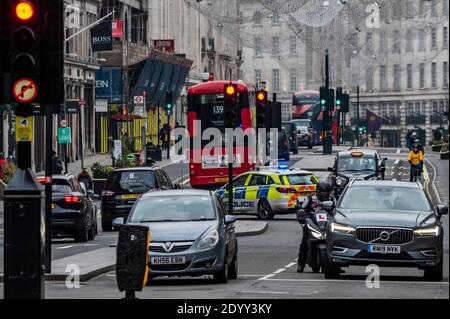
[3,168,45,299]
[116,224,150,299]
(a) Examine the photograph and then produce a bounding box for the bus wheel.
[257,200,274,220]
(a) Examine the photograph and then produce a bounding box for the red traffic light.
[14,1,35,21]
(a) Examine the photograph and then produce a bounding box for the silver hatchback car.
[113,189,238,283]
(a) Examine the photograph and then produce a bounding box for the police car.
[215,167,319,220]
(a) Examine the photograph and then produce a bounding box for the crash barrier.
[116,224,150,299]
[145,143,162,165]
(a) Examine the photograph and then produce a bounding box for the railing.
[406,115,426,125]
[381,117,400,125]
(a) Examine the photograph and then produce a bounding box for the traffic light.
[341,93,349,113]
[9,0,41,116]
[335,87,343,109]
[255,89,269,129]
[223,84,238,128]
[164,91,173,116]
[358,121,367,134]
[319,86,327,109]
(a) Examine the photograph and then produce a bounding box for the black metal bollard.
[3,168,45,299]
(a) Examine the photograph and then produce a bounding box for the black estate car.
[37,174,98,242]
[328,149,387,198]
[100,167,175,231]
[282,121,299,154]
[324,180,448,281]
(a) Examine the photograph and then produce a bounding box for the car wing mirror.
[92,194,100,200]
[112,217,125,228]
[224,215,237,224]
[327,167,335,172]
[321,201,335,211]
[437,204,448,216]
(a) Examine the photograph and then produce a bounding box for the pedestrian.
[0,152,8,179]
[51,150,63,174]
[407,146,423,182]
[159,127,167,150]
[77,168,92,190]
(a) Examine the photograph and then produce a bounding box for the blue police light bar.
[278,164,288,169]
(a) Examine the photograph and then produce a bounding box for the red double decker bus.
[187,81,256,189]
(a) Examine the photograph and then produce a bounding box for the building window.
[272,12,280,24]
[255,69,262,85]
[366,67,373,91]
[272,36,279,55]
[443,27,449,48]
[419,63,425,88]
[443,62,448,87]
[365,32,373,55]
[431,0,437,17]
[406,29,413,52]
[380,65,387,91]
[431,27,437,49]
[289,36,297,55]
[444,0,449,16]
[419,29,425,50]
[379,31,386,53]
[272,69,280,92]
[406,1,415,18]
[393,64,400,90]
[393,30,400,53]
[289,69,297,92]
[407,64,413,89]
[419,0,425,15]
[254,37,262,57]
[254,10,262,25]
[431,62,437,88]
[391,1,400,19]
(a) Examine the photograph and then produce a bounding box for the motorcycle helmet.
[316,180,332,201]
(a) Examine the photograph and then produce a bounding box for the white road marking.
[173,174,190,184]
[394,159,400,165]
[284,262,297,268]
[258,274,276,281]
[239,290,289,295]
[182,178,190,185]
[260,278,449,285]
[238,274,267,277]
[56,243,99,250]
[57,245,75,249]
[396,149,401,154]
[273,268,287,274]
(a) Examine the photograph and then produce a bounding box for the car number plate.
[121,194,139,199]
[150,256,186,265]
[368,245,401,254]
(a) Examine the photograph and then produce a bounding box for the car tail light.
[276,187,297,193]
[64,196,81,203]
[101,190,115,197]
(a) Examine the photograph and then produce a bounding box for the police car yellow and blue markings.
[216,171,317,212]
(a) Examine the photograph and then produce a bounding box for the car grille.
[356,227,413,244]
[149,242,193,253]
[149,262,191,272]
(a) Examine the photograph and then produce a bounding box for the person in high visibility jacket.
[407,146,424,182]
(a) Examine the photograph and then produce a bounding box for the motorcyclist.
[408,132,417,150]
[296,180,335,273]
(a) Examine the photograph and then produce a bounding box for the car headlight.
[307,224,326,239]
[335,177,346,186]
[330,222,356,235]
[197,229,219,250]
[414,226,440,236]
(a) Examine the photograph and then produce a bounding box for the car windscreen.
[129,195,216,222]
[337,156,376,172]
[105,170,156,193]
[339,186,432,211]
[51,179,73,193]
[283,174,318,185]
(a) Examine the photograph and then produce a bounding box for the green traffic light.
[320,99,326,105]
[166,104,172,109]
[336,99,341,105]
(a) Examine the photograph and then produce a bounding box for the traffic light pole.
[44,103,53,274]
[356,86,360,146]
[167,114,170,160]
[323,49,332,155]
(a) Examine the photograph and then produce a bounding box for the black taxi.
[327,149,387,199]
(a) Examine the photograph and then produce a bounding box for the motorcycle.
[305,208,329,273]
